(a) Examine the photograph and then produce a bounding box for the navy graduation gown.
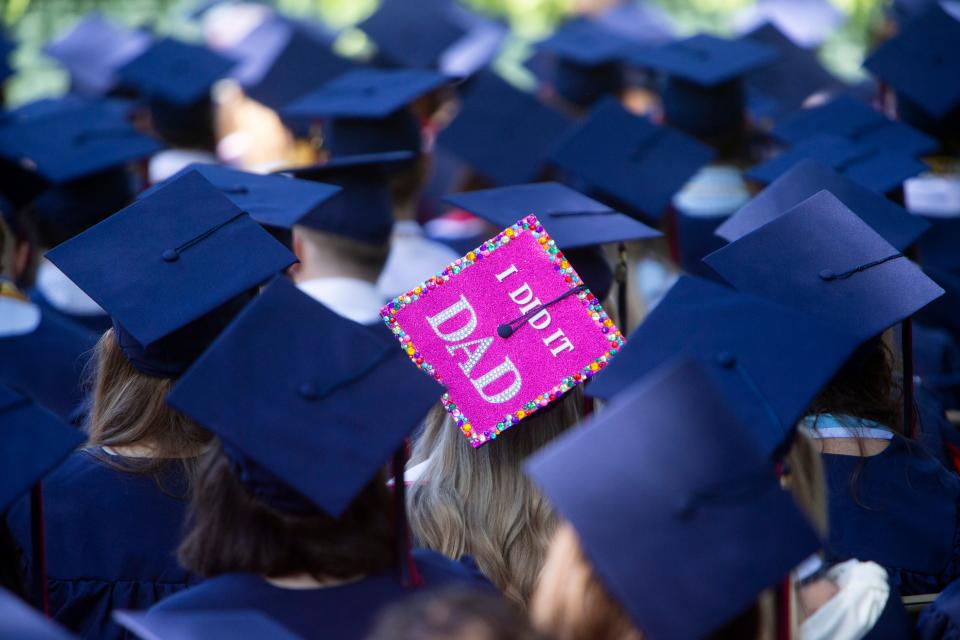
[915,323,960,410]
[29,287,113,336]
[919,579,960,640]
[6,449,196,640]
[151,549,492,640]
[822,436,960,595]
[0,306,97,422]
[862,581,913,640]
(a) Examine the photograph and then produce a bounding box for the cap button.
[818,269,835,281]
[298,382,318,401]
[715,351,736,369]
[161,249,179,263]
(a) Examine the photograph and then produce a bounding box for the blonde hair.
[781,432,828,537]
[408,389,582,607]
[86,330,210,480]
[532,523,778,640]
[531,523,644,640]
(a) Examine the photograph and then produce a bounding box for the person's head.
[290,225,390,284]
[86,329,211,476]
[390,155,431,221]
[178,439,395,581]
[531,522,776,640]
[366,585,544,640]
[408,388,582,607]
[808,331,901,433]
[148,97,218,152]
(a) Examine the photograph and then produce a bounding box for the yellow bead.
[517,410,526,419]
[590,363,599,372]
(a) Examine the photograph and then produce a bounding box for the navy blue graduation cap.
[526,356,820,640]
[437,71,572,186]
[45,170,296,378]
[704,190,944,342]
[773,96,937,157]
[594,1,676,45]
[282,68,448,156]
[550,98,714,223]
[0,587,76,639]
[114,610,301,640]
[628,33,778,138]
[0,101,161,185]
[278,151,412,245]
[533,17,635,109]
[718,159,930,250]
[228,15,355,112]
[740,23,842,121]
[442,182,661,248]
[746,134,928,194]
[139,163,341,232]
[167,277,443,517]
[587,276,862,457]
[864,4,960,120]
[44,14,152,97]
[359,0,466,69]
[732,0,844,48]
[0,384,83,512]
[117,37,236,107]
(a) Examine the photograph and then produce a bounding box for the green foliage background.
[0,0,888,106]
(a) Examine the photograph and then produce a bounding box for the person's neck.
[264,572,366,590]
[294,264,377,284]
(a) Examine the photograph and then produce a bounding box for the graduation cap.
[437,71,572,187]
[773,96,937,157]
[0,587,77,640]
[746,134,928,194]
[45,170,296,378]
[740,23,843,121]
[593,1,676,45]
[864,4,960,121]
[718,159,930,250]
[533,17,635,109]
[587,276,863,457]
[138,163,342,232]
[278,151,414,245]
[359,0,467,69]
[526,356,821,640]
[628,33,778,138]
[114,610,301,640]
[732,0,845,48]
[282,68,448,156]
[550,98,714,223]
[0,101,161,185]
[437,13,507,79]
[704,190,944,342]
[382,214,624,447]
[117,37,236,107]
[0,384,83,513]
[227,15,356,112]
[443,182,662,301]
[168,277,442,517]
[43,14,153,97]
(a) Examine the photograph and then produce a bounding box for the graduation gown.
[150,549,491,640]
[822,435,960,595]
[0,299,97,422]
[918,578,960,640]
[6,449,196,640]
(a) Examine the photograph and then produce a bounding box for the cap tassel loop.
[817,253,903,281]
[160,212,247,263]
[392,444,423,589]
[715,352,782,432]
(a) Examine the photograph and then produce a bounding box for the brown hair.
[808,334,902,434]
[408,390,582,607]
[531,523,775,640]
[367,584,546,640]
[178,441,396,580]
[781,432,828,537]
[86,329,210,481]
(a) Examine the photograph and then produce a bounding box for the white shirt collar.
[36,260,106,316]
[800,560,889,640]
[296,277,385,325]
[0,297,42,337]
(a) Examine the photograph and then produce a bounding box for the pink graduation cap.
[381,214,625,447]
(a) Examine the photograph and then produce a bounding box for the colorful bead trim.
[380,214,626,447]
